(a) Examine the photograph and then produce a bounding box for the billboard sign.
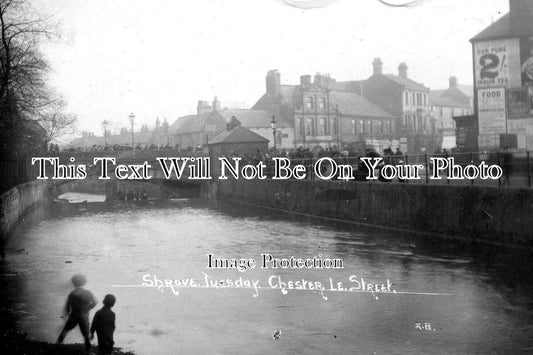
[506,87,530,118]
[520,36,533,86]
[474,39,521,89]
[478,88,506,135]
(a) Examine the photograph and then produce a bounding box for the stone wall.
[215,179,533,247]
[0,181,49,237]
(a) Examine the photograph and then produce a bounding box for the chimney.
[510,0,533,34]
[212,96,221,112]
[162,118,168,133]
[449,76,458,89]
[300,75,312,88]
[398,63,408,79]
[197,100,211,115]
[226,116,241,131]
[372,58,383,76]
[266,70,281,96]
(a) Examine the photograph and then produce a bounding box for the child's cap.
[71,274,87,287]
[103,294,116,307]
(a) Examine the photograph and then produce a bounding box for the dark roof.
[173,112,212,134]
[167,115,192,134]
[431,85,473,99]
[429,86,472,108]
[470,12,533,42]
[217,108,291,128]
[208,125,269,145]
[471,14,512,42]
[382,74,429,91]
[330,91,394,118]
[251,85,297,121]
[334,80,365,93]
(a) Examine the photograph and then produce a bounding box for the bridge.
[34,148,533,192]
[40,150,209,200]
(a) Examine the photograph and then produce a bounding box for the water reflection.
[1,195,533,354]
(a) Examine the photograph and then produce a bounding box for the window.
[423,93,427,106]
[306,118,314,135]
[412,93,416,105]
[358,119,364,134]
[378,120,383,135]
[384,120,391,134]
[330,118,337,135]
[319,117,326,135]
[305,96,314,109]
[295,117,300,136]
[405,92,409,105]
[319,97,326,110]
[351,120,356,134]
[367,120,372,134]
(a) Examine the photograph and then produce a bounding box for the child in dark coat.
[90,294,116,355]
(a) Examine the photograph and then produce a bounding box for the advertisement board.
[520,36,533,86]
[506,87,530,118]
[474,39,521,89]
[478,88,507,135]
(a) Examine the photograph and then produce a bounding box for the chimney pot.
[449,76,458,88]
[372,58,383,76]
[398,62,408,79]
[300,75,312,87]
[266,69,281,96]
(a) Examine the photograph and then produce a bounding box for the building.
[329,91,395,152]
[165,98,227,150]
[471,0,533,150]
[66,118,168,149]
[167,96,292,151]
[336,59,435,153]
[253,70,394,153]
[216,108,293,150]
[208,118,269,175]
[429,76,474,150]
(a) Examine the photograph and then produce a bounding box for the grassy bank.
[0,328,135,355]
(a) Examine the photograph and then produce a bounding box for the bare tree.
[0,0,75,192]
[0,0,73,153]
[37,98,77,146]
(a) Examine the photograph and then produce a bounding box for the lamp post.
[270,115,277,151]
[128,113,135,150]
[102,120,109,146]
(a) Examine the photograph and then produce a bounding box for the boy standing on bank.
[57,274,97,353]
[90,294,117,355]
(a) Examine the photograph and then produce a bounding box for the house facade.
[253,70,395,153]
[429,76,474,150]
[336,59,435,154]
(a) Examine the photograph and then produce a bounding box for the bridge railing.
[56,149,206,163]
[260,151,532,188]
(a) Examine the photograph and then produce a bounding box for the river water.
[1,193,533,354]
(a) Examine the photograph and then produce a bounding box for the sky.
[32,0,509,137]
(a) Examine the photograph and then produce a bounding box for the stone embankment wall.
[215,179,533,247]
[0,181,49,237]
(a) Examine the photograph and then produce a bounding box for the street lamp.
[102,120,109,146]
[270,115,277,151]
[128,113,135,150]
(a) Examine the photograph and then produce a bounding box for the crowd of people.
[61,143,185,153]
